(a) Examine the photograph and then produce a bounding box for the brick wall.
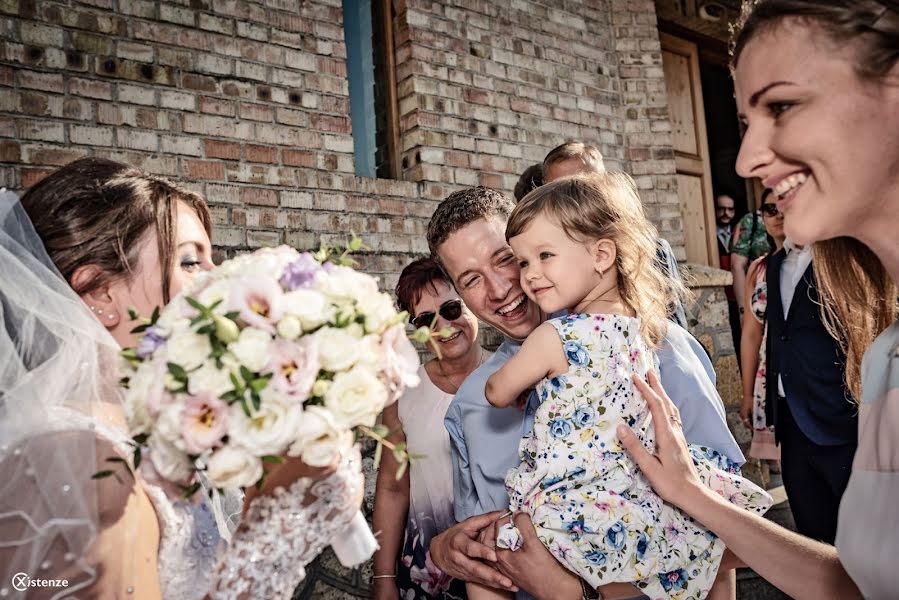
[0,0,681,283]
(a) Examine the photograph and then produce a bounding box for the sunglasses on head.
[761,203,780,217]
[411,299,463,330]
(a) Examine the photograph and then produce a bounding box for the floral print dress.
[499,314,772,599]
[748,266,780,460]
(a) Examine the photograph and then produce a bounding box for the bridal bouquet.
[120,244,421,494]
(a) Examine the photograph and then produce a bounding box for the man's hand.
[487,513,581,600]
[429,511,517,591]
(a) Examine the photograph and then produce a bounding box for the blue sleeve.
[444,398,477,523]
[657,324,744,465]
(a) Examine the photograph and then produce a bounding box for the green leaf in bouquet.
[127,307,140,321]
[250,391,261,411]
[180,481,202,500]
[240,396,252,418]
[133,447,142,469]
[132,433,149,446]
[196,323,215,335]
[248,375,271,394]
[167,362,188,382]
[224,311,240,321]
[105,456,134,480]
[370,424,390,439]
[120,347,138,361]
[185,296,206,313]
[208,299,223,312]
[373,442,383,469]
[150,305,160,326]
[91,470,115,480]
[391,442,407,463]
[255,471,267,491]
[229,373,244,394]
[119,376,130,389]
[395,460,408,480]
[239,366,255,383]
[261,455,284,465]
[130,323,150,334]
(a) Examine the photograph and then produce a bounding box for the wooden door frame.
[659,32,719,266]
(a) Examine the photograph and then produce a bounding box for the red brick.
[22,168,55,189]
[239,102,273,122]
[18,70,64,93]
[199,96,236,116]
[463,88,490,105]
[240,187,278,207]
[204,140,241,160]
[181,73,218,92]
[24,145,88,166]
[183,160,225,180]
[246,144,277,164]
[0,66,13,86]
[478,173,504,189]
[0,141,21,162]
[310,114,350,133]
[282,149,316,167]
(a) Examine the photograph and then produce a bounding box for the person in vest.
[764,240,858,544]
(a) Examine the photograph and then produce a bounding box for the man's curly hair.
[426,187,515,259]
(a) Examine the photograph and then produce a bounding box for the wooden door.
[660,32,718,266]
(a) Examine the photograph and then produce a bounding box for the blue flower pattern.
[502,314,772,599]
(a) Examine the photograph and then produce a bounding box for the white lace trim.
[210,448,362,600]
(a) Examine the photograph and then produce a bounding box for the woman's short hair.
[395,256,452,315]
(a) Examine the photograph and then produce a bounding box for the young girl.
[475,174,772,600]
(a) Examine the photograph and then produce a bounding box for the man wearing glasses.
[715,194,740,358]
[425,186,743,600]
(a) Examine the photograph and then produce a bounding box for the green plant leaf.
[261,455,284,465]
[91,470,115,480]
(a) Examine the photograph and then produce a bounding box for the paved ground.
[736,472,794,600]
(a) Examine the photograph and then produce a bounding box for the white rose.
[205,446,263,489]
[227,388,303,456]
[188,360,234,397]
[165,329,212,371]
[325,365,388,428]
[315,327,360,372]
[155,403,187,450]
[229,327,272,373]
[196,278,232,308]
[315,266,378,304]
[123,360,167,433]
[278,289,333,331]
[276,315,302,340]
[287,405,353,467]
[354,335,386,372]
[363,292,398,334]
[148,434,194,484]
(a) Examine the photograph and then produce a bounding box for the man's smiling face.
[435,216,544,341]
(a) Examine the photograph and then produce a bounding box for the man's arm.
[659,324,744,463]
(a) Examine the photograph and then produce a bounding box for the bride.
[0,158,364,599]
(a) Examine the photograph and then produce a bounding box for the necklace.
[437,347,484,393]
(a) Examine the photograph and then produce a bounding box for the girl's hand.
[617,370,705,509]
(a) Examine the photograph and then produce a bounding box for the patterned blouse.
[729,211,769,263]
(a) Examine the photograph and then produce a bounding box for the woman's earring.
[90,306,103,316]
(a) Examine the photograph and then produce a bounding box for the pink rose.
[180,392,229,454]
[267,337,320,401]
[227,276,284,333]
[380,325,421,405]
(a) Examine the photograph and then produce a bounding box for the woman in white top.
[373,257,490,600]
[616,2,899,599]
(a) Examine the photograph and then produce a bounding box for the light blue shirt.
[444,322,743,522]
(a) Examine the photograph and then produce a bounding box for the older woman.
[617,2,899,599]
[372,257,489,600]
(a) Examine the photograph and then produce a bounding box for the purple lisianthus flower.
[136,326,166,359]
[279,252,322,291]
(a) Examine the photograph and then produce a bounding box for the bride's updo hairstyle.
[20,157,211,304]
